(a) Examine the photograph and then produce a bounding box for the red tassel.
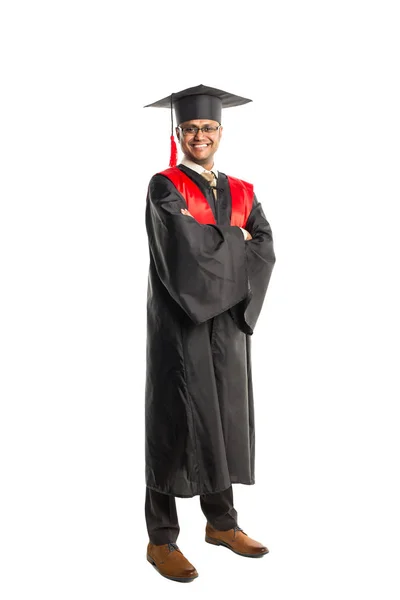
[169,134,178,167]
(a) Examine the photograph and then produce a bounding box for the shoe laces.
[233,525,244,538]
[167,542,179,552]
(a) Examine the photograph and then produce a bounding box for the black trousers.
[145,486,238,545]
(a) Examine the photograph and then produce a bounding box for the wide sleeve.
[229,194,276,335]
[145,174,249,324]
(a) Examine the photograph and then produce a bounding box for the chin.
[192,154,211,162]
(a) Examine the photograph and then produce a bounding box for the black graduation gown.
[145,165,276,497]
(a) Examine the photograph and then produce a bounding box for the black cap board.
[144,84,252,125]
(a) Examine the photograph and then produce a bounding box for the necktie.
[201,171,217,200]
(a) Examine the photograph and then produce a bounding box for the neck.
[193,159,214,171]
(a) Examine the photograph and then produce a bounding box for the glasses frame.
[178,125,221,136]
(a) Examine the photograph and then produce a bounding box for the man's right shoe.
[146,542,198,583]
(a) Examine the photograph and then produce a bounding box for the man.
[143,84,276,582]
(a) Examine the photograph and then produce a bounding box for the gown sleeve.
[229,194,276,335]
[146,174,249,324]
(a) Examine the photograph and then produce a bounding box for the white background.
[1,0,399,598]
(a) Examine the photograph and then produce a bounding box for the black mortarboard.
[145,84,252,125]
[144,84,252,166]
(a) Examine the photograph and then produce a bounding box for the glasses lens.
[182,127,197,135]
[202,126,219,133]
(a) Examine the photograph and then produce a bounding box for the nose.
[194,128,205,139]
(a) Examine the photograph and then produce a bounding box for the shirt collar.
[180,157,219,178]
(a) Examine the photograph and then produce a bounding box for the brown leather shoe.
[205,523,269,558]
[147,542,198,582]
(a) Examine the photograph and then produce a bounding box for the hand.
[181,208,194,219]
[243,229,252,240]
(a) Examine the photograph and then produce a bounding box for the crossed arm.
[180,208,253,240]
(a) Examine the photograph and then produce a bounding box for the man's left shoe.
[205,523,269,558]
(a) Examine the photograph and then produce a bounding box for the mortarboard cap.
[144,84,252,125]
[144,84,252,167]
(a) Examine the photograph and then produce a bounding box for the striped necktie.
[201,171,217,200]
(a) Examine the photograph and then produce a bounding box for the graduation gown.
[145,165,276,497]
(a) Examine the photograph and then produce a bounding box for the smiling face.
[176,119,223,171]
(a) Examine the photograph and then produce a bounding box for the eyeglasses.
[179,125,221,136]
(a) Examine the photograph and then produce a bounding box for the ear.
[175,126,180,142]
